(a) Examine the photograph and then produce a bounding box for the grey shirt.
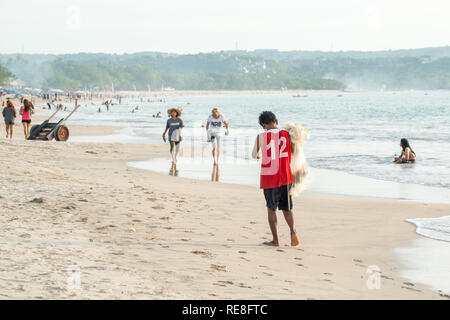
[166,118,184,141]
[2,107,17,121]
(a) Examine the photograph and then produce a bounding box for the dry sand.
[0,123,449,300]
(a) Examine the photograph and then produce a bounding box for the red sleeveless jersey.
[260,129,293,189]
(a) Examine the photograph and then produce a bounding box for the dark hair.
[6,100,14,108]
[258,111,278,127]
[401,138,415,155]
[23,99,33,111]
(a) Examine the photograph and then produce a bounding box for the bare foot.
[291,233,300,246]
[263,241,280,247]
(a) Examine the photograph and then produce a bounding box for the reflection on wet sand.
[169,163,179,176]
[212,164,220,182]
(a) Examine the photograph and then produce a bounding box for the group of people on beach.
[162,107,229,177]
[1,98,35,139]
[159,105,417,247]
[161,107,300,246]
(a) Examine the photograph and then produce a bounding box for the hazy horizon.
[1,0,449,54]
[2,45,450,56]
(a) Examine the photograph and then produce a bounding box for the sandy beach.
[0,121,448,300]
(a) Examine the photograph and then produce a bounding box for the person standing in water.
[394,138,416,164]
[252,111,300,247]
[206,108,229,181]
[20,99,34,139]
[162,108,184,172]
[206,108,229,165]
[2,99,17,139]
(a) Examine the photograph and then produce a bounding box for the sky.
[0,0,449,54]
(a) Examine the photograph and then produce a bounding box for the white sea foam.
[407,216,450,242]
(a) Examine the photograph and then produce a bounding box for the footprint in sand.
[294,257,302,261]
[210,264,227,272]
[153,205,165,210]
[191,250,213,258]
[322,279,334,283]
[238,251,247,254]
[263,272,273,277]
[402,286,421,292]
[318,254,336,259]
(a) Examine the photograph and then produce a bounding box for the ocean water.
[61,91,450,190]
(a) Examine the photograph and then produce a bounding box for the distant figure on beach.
[162,108,184,172]
[206,108,229,169]
[2,100,17,139]
[20,99,34,139]
[252,111,300,247]
[394,138,416,164]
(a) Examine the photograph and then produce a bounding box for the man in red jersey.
[252,111,300,247]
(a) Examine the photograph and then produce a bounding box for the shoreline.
[0,123,449,298]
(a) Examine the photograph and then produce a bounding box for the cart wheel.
[29,125,40,140]
[55,125,70,142]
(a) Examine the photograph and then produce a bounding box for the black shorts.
[263,184,293,211]
[169,140,180,152]
[22,120,31,124]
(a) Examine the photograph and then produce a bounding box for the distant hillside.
[1,46,450,90]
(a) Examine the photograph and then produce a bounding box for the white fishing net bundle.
[284,123,310,196]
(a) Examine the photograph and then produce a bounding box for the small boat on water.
[293,94,308,98]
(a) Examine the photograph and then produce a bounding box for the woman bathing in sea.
[394,138,416,164]
[162,108,184,171]
[20,99,34,139]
